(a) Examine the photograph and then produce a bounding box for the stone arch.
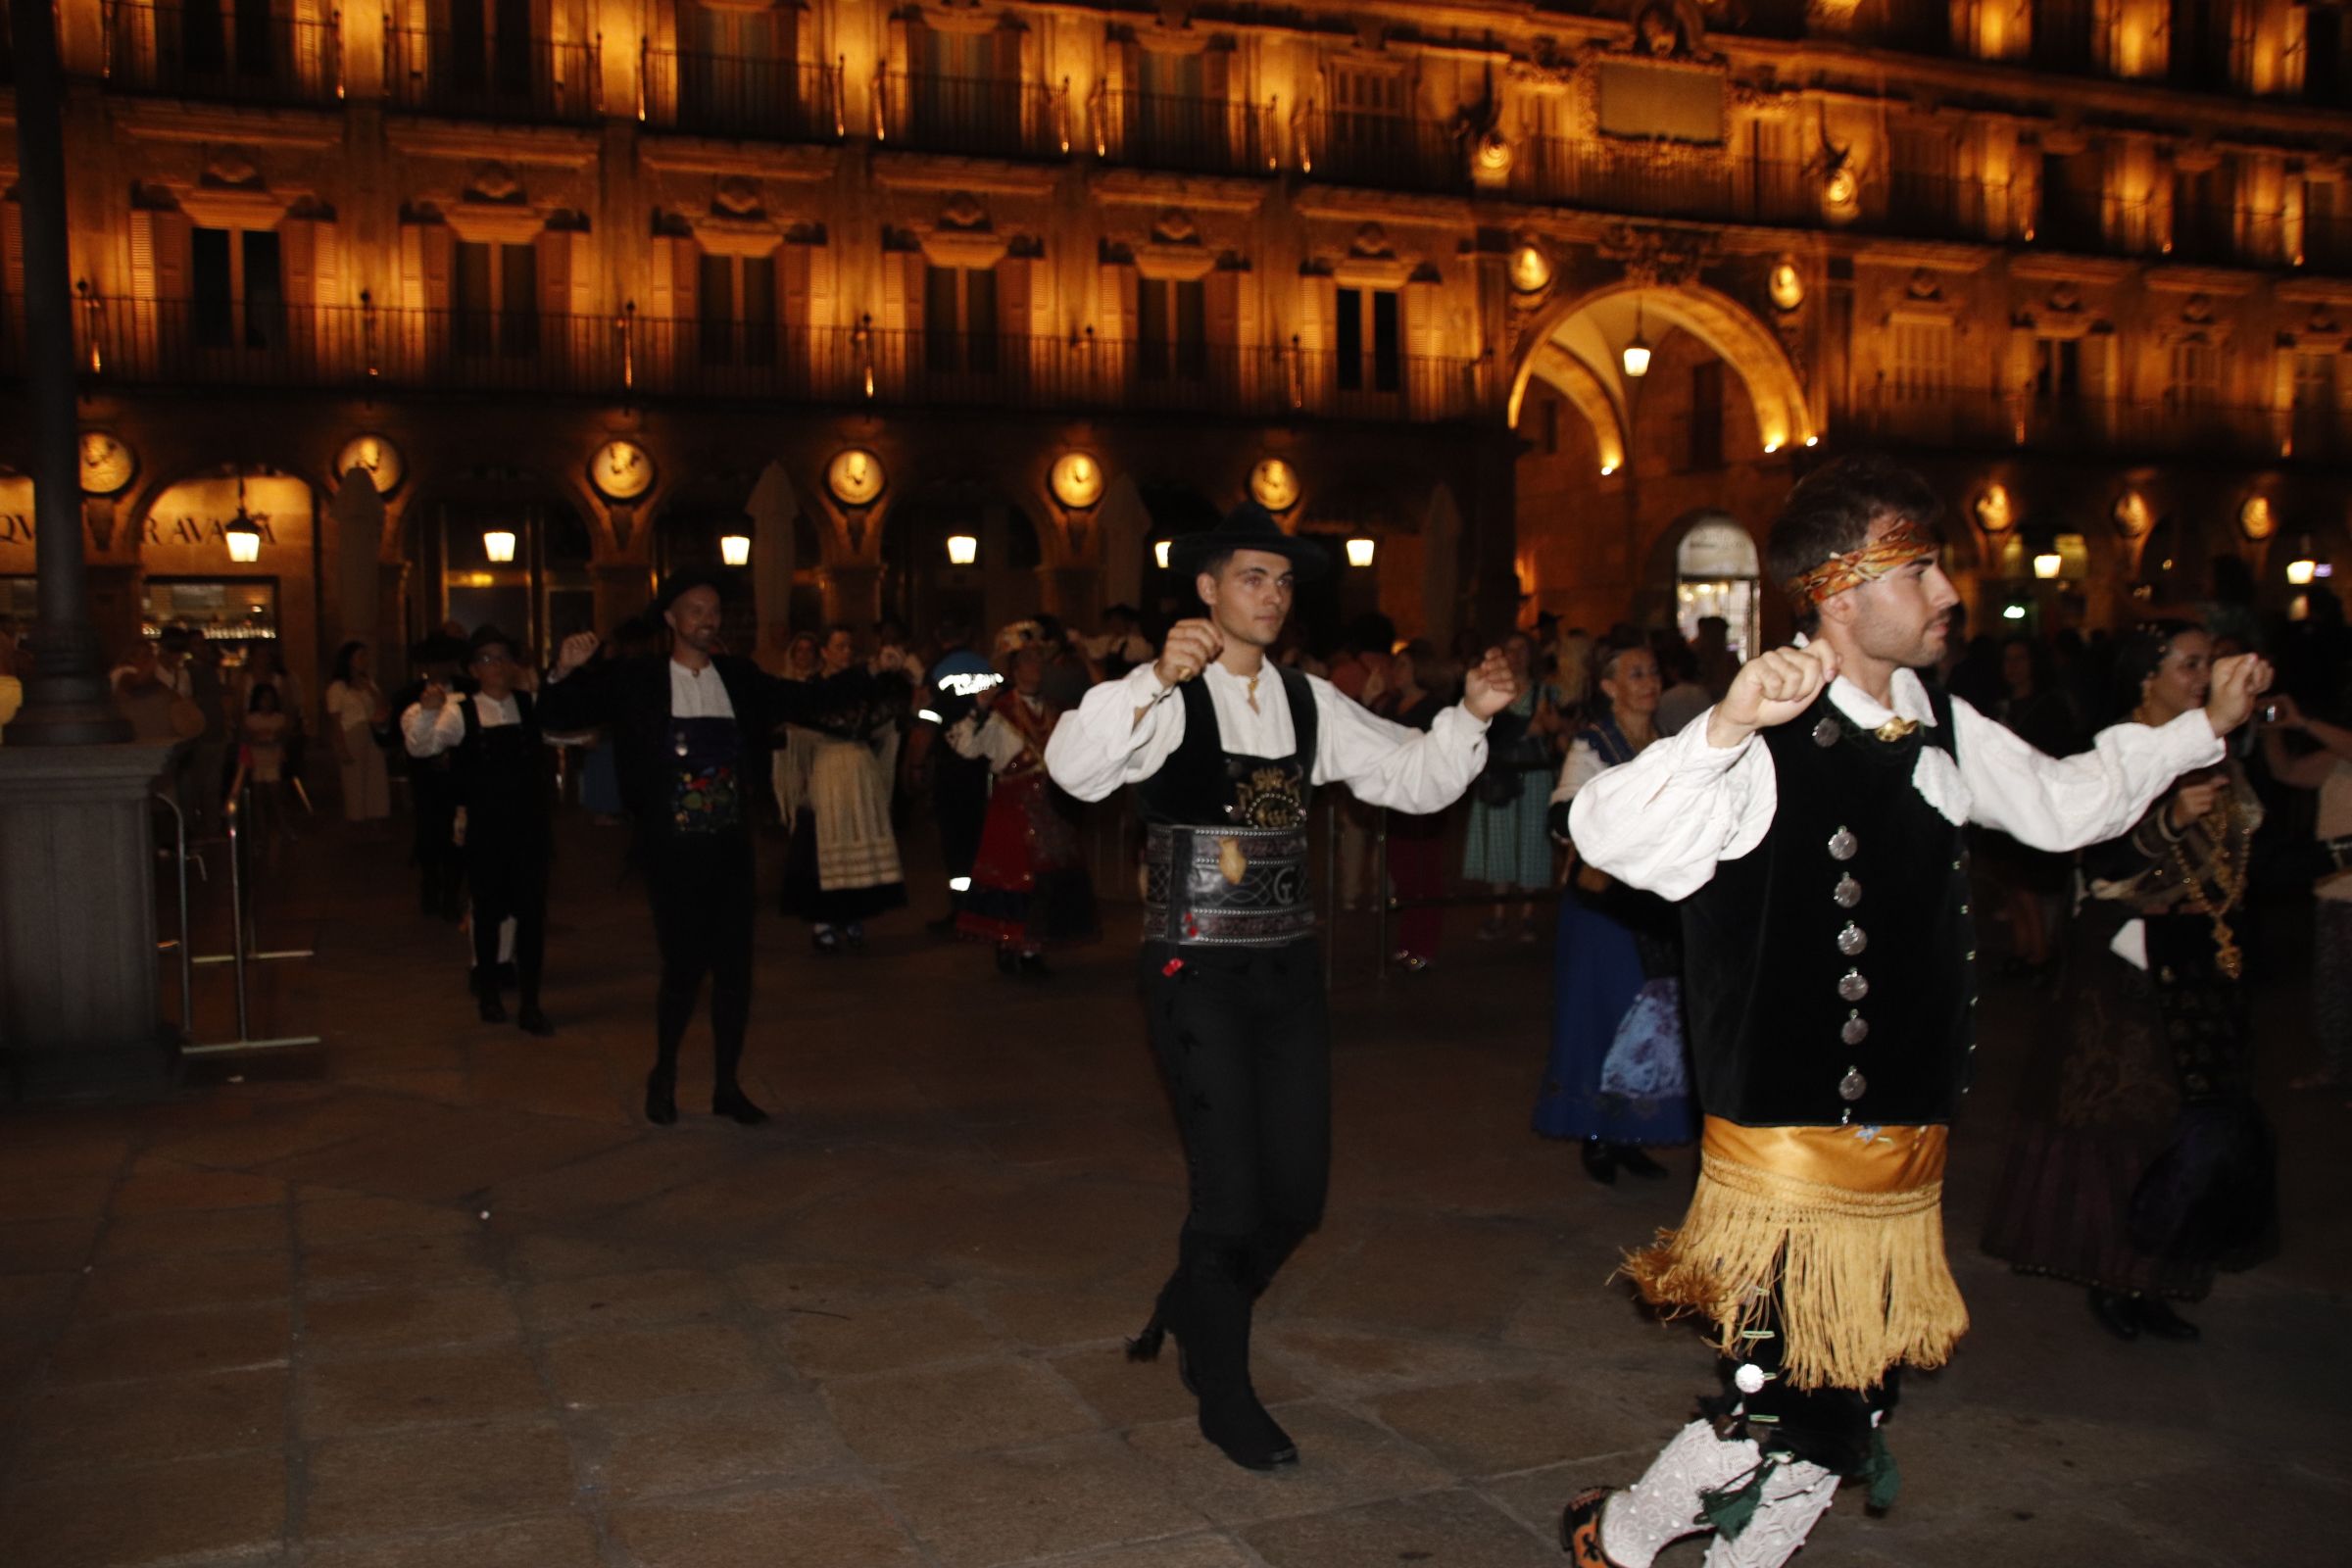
[1509,279,1816,460]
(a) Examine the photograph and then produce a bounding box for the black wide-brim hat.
[654,566,745,612]
[411,632,467,665]
[1167,502,1331,584]
[467,624,519,660]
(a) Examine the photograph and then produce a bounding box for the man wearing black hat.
[1046,503,1520,1473]
[402,625,557,1035]
[392,631,471,920]
[537,569,858,1126]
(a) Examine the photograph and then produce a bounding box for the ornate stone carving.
[203,147,262,188]
[713,177,763,218]
[1597,223,1720,287]
[939,191,990,231]
[1907,268,1940,301]
[1152,208,1198,245]
[466,163,521,203]
[1349,222,1394,259]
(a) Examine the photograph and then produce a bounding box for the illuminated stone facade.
[2,1,2348,695]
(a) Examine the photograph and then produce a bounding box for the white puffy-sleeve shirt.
[947,697,1045,774]
[1045,660,1491,813]
[1567,666,2226,902]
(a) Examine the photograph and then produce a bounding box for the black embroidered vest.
[1134,668,1319,829]
[1679,686,1978,1128]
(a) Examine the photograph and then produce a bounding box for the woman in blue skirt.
[1535,642,1697,1184]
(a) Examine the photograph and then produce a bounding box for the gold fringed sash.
[1622,1117,1971,1394]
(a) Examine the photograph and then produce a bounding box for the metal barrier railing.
[172,755,320,1057]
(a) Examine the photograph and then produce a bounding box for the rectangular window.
[2293,350,2335,433]
[192,226,234,349]
[696,252,779,368]
[1891,318,1953,394]
[700,251,735,365]
[1688,361,1725,469]
[454,239,536,358]
[190,224,282,350]
[2310,8,2345,105]
[2168,338,2221,407]
[923,264,998,375]
[2309,177,2342,268]
[1137,276,1207,382]
[2034,336,2082,400]
[1334,285,1401,394]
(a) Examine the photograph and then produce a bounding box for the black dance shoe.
[2088,1287,2141,1342]
[476,991,507,1024]
[1580,1139,1619,1187]
[515,1006,554,1038]
[644,1070,678,1127]
[1018,952,1052,979]
[1613,1145,1670,1181]
[1197,1388,1297,1471]
[1559,1488,1624,1564]
[811,927,842,956]
[2133,1296,2202,1342]
[712,1086,770,1127]
[995,944,1021,977]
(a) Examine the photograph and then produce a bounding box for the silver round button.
[1834,874,1861,908]
[1837,922,1868,957]
[1828,827,1857,861]
[1838,1063,1868,1099]
[1838,968,1870,1003]
[1812,716,1842,748]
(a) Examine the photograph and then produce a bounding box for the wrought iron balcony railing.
[28,298,1492,424]
[1297,109,1468,195]
[875,73,1070,160]
[1843,386,2307,464]
[384,26,599,123]
[640,48,841,142]
[1091,88,1275,177]
[105,1,343,108]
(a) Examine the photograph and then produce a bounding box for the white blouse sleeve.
[400,700,464,759]
[948,710,1028,773]
[1952,700,2225,853]
[1044,662,1185,802]
[1550,736,1609,806]
[1566,708,1778,901]
[1307,676,1491,813]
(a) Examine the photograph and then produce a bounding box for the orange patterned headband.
[1787,519,1938,608]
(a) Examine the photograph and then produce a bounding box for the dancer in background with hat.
[1556,456,2268,1568]
[538,570,862,1126]
[402,625,559,1035]
[947,621,1099,976]
[1047,502,1519,1473]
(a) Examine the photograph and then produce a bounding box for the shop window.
[923,263,999,374]
[698,251,778,368]
[454,239,539,359]
[191,224,284,351]
[1335,285,1400,394]
[1137,275,1206,383]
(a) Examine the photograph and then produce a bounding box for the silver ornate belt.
[1142,823,1315,948]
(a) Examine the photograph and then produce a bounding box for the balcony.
[1092,89,1274,178]
[640,48,841,143]
[46,298,1493,424]
[1298,110,1466,195]
[876,73,1069,161]
[384,26,599,124]
[1844,386,2296,464]
[105,1,342,108]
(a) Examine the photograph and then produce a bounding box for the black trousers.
[466,824,548,1010]
[1140,938,1329,1266]
[934,755,991,893]
[645,832,757,1089]
[413,771,464,914]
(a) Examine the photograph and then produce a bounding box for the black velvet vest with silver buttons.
[1679,684,1977,1128]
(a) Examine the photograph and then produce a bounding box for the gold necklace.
[2165,797,2251,981]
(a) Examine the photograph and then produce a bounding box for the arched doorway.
[136,465,322,702]
[1673,515,1762,662]
[882,484,1044,640]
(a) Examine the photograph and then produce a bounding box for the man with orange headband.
[1558,456,2271,1567]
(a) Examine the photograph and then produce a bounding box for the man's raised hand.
[2204,652,2275,737]
[1152,619,1224,688]
[553,631,601,678]
[1461,648,1519,720]
[1706,642,1841,750]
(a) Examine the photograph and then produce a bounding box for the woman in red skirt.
[947,628,1101,976]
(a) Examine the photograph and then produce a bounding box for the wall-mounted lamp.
[1153,540,1173,569]
[719,530,752,568]
[946,533,979,566]
[2032,550,2063,580]
[1345,537,1377,568]
[482,528,517,564]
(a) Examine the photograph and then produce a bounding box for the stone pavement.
[1,815,2346,1568]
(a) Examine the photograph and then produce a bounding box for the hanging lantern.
[719,530,752,567]
[1345,537,1377,568]
[946,534,979,566]
[482,528,517,564]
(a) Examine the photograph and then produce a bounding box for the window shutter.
[282,220,318,308]
[1,201,23,303]
[673,239,701,326]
